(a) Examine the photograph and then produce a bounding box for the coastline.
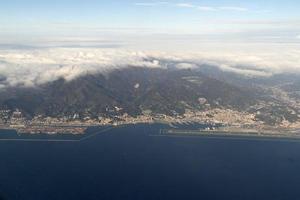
[1,121,300,139]
[160,128,300,140]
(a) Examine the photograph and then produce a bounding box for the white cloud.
[0,49,161,88]
[196,6,248,12]
[175,63,198,69]
[196,6,217,11]
[134,2,249,12]
[219,6,248,12]
[175,3,195,8]
[0,47,300,88]
[297,35,300,39]
[134,2,168,6]
[211,19,300,25]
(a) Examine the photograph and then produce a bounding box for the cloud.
[175,63,198,69]
[196,6,247,12]
[196,6,217,11]
[175,3,195,8]
[0,49,161,88]
[135,2,249,12]
[297,35,300,39]
[0,47,300,89]
[134,2,168,6]
[149,49,300,77]
[211,19,300,25]
[219,6,248,11]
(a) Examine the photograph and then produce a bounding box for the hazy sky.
[0,1,300,88]
[1,0,299,46]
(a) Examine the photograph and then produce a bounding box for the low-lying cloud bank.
[0,48,300,88]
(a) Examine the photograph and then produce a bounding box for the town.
[1,106,300,135]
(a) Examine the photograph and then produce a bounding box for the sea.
[1,123,300,200]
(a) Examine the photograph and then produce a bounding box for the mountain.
[0,66,299,125]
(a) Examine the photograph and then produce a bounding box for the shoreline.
[160,128,300,140]
[1,122,300,140]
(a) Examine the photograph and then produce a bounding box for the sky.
[0,0,300,48]
[0,0,300,88]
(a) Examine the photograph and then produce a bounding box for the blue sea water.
[1,124,300,200]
